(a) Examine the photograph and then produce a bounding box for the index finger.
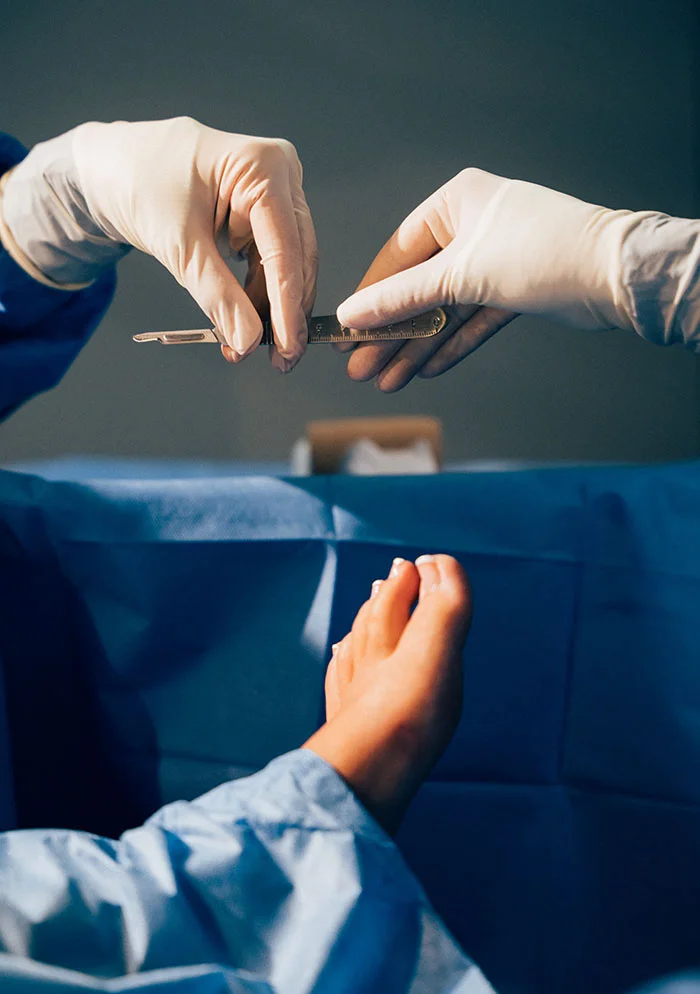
[335,193,445,354]
[249,180,307,360]
[360,194,446,289]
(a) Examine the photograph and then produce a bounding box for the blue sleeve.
[0,133,116,422]
[0,749,475,993]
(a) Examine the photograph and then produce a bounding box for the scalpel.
[133,307,447,346]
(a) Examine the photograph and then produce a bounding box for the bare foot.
[304,555,472,834]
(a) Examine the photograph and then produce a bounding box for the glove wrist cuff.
[1,131,131,288]
[0,169,93,291]
[619,212,700,351]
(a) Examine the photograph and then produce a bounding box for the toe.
[325,635,355,718]
[324,650,342,720]
[363,557,420,657]
[404,554,472,653]
[350,596,373,662]
[335,634,355,695]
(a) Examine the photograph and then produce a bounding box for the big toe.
[404,554,472,656]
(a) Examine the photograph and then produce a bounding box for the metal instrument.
[133,307,447,346]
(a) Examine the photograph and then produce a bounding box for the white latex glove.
[0,117,318,371]
[336,168,700,391]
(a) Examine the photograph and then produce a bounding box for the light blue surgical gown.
[0,750,480,992]
[1,131,698,994]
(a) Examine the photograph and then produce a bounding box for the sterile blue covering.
[2,131,700,994]
[2,462,700,994]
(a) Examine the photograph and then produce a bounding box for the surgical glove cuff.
[620,213,700,351]
[0,129,131,289]
[0,170,87,291]
[462,177,645,333]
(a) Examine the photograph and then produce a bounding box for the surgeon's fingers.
[344,338,404,376]
[242,242,268,308]
[359,204,443,292]
[294,200,318,317]
[223,229,312,373]
[372,305,479,391]
[338,249,455,332]
[220,242,269,364]
[276,139,318,318]
[334,196,445,354]
[183,237,263,361]
[347,304,477,386]
[249,178,307,371]
[418,306,518,378]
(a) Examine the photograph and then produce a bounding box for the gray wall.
[1,0,698,465]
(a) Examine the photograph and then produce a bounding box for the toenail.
[416,554,440,592]
[371,579,383,598]
[389,557,406,578]
[331,642,340,655]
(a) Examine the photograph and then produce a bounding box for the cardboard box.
[303,416,443,474]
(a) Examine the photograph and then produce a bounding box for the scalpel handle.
[133,328,222,345]
[279,308,447,345]
[133,307,447,346]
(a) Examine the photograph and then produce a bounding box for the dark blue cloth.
[636,979,700,994]
[0,463,699,993]
[0,132,116,421]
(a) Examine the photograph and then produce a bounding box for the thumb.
[336,250,455,330]
[181,239,263,356]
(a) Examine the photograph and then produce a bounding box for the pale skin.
[304,554,472,835]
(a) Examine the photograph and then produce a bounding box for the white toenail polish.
[371,579,382,598]
[331,642,340,655]
[389,557,405,578]
[415,554,436,565]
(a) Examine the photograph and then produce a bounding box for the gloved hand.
[0,117,318,371]
[336,167,676,392]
